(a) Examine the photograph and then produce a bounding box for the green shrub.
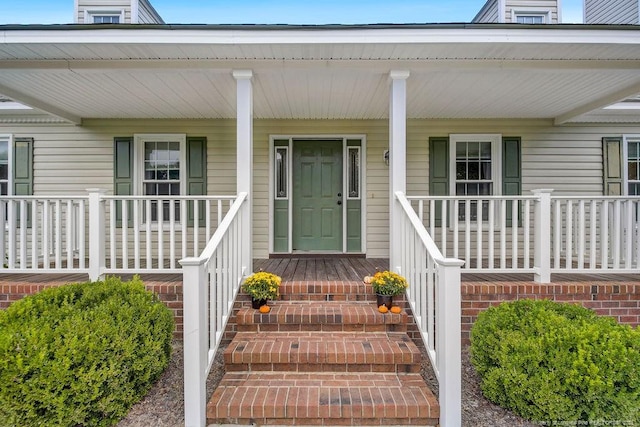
[470,299,640,424]
[0,276,174,427]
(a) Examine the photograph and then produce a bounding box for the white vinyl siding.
[137,0,164,23]
[585,0,639,24]
[472,0,500,22]
[3,119,640,259]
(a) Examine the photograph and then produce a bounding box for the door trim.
[269,134,367,254]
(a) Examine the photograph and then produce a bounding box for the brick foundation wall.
[3,279,639,346]
[461,282,640,345]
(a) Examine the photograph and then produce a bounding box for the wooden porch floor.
[0,257,638,284]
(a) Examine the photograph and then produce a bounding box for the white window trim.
[623,135,640,196]
[134,134,187,225]
[449,134,502,197]
[512,8,550,24]
[85,9,125,24]
[0,134,13,196]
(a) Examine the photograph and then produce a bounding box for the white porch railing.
[395,191,464,427]
[179,192,249,427]
[408,190,639,282]
[0,190,238,280]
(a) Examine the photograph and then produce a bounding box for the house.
[1,0,639,426]
[473,0,561,23]
[585,0,640,24]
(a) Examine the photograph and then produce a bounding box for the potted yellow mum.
[242,271,282,309]
[369,271,408,309]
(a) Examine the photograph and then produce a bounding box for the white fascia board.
[2,27,640,46]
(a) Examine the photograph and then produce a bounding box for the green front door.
[292,140,343,251]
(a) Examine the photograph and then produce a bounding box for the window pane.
[157,183,170,195]
[479,183,493,195]
[468,162,480,180]
[145,183,157,195]
[629,141,638,158]
[467,142,479,159]
[629,183,640,196]
[348,147,360,198]
[0,183,6,196]
[480,142,491,159]
[456,162,466,180]
[629,162,638,181]
[456,143,466,159]
[0,143,8,161]
[275,148,288,198]
[480,161,492,180]
[0,165,7,180]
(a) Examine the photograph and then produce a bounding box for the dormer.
[473,0,560,23]
[75,0,164,24]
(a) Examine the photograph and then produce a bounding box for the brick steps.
[224,331,421,373]
[208,282,439,426]
[236,302,408,333]
[207,372,438,426]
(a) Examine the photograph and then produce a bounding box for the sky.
[0,0,584,25]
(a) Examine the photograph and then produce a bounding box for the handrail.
[396,191,447,264]
[199,192,248,262]
[180,192,249,427]
[395,191,463,427]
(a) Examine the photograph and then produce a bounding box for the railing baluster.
[78,200,85,270]
[488,200,495,270]
[133,199,140,270]
[109,199,117,269]
[500,200,506,269]
[553,200,561,269]
[476,198,482,270]
[523,200,530,269]
[31,201,38,269]
[452,200,459,259]
[158,199,164,270]
[464,200,470,267]
[613,200,621,269]
[193,199,199,257]
[54,200,62,269]
[146,199,152,269]
[511,198,518,269]
[441,199,447,257]
[624,200,633,269]
[577,200,585,270]
[170,199,176,270]
[121,199,128,270]
[589,200,597,269]
[181,199,188,261]
[19,200,27,269]
[601,200,609,269]
[565,201,573,270]
[42,200,50,269]
[66,200,73,269]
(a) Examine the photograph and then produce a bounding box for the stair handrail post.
[532,189,553,283]
[180,256,208,427]
[87,188,106,281]
[436,257,464,427]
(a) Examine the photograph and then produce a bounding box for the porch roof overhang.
[1,23,640,125]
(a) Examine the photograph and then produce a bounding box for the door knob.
[337,200,342,205]
[337,193,342,197]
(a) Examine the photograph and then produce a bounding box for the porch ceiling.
[1,25,640,124]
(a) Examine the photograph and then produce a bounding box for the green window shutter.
[502,137,522,226]
[13,137,33,196]
[602,137,623,195]
[113,137,133,227]
[13,137,33,226]
[186,136,207,226]
[429,137,449,227]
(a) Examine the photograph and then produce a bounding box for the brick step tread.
[224,332,421,372]
[207,372,438,423]
[236,302,408,326]
[279,281,374,296]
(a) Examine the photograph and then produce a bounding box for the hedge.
[0,276,174,427]
[470,299,640,424]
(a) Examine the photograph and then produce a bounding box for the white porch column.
[233,70,253,274]
[533,188,553,283]
[87,188,106,282]
[389,71,410,271]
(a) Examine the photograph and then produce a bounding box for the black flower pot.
[251,298,267,309]
[376,294,393,309]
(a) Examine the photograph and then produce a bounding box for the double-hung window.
[86,10,123,24]
[135,134,186,222]
[513,9,550,24]
[450,134,501,221]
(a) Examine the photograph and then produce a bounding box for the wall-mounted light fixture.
[383,150,389,166]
